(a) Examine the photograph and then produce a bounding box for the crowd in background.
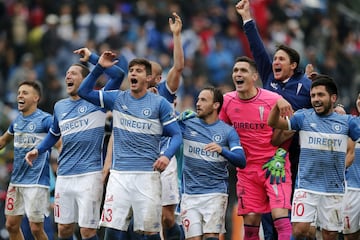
[0,0,359,239]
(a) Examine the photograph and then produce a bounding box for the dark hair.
[72,63,90,78]
[129,58,152,75]
[276,44,300,70]
[311,74,338,96]
[202,86,224,113]
[18,80,42,100]
[235,56,258,72]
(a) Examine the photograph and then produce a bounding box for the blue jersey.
[290,109,360,194]
[157,80,176,153]
[102,90,178,171]
[180,117,243,195]
[8,109,52,186]
[51,98,106,176]
[157,80,176,104]
[244,20,312,111]
[347,143,360,189]
[78,64,182,171]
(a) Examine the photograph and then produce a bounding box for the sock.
[104,228,129,240]
[164,223,181,240]
[58,237,74,240]
[83,235,99,240]
[274,217,292,239]
[244,224,260,240]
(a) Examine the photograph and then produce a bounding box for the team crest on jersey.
[270,82,279,90]
[190,131,197,137]
[27,122,36,132]
[258,106,264,122]
[142,108,151,117]
[78,105,87,114]
[212,134,222,143]
[332,123,342,133]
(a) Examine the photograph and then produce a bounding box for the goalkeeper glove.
[262,148,287,184]
[178,109,196,121]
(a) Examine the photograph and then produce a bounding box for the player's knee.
[29,222,44,237]
[5,217,21,234]
[58,223,75,238]
[80,227,97,239]
[5,221,19,234]
[162,206,176,228]
[292,227,308,239]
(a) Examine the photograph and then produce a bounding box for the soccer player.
[219,56,293,239]
[77,51,182,240]
[342,93,360,240]
[25,58,124,240]
[0,81,53,240]
[102,12,185,240]
[268,75,360,239]
[179,86,246,239]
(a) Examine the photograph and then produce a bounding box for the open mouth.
[130,78,138,84]
[313,102,322,107]
[67,82,74,87]
[236,80,244,85]
[274,68,281,73]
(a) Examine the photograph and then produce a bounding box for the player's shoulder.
[223,91,238,101]
[35,108,52,117]
[54,98,69,108]
[258,88,282,99]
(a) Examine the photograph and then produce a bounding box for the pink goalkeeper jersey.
[220,88,290,171]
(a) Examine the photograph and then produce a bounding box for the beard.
[314,102,332,116]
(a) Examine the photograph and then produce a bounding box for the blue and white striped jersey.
[157,80,176,153]
[157,80,176,104]
[51,98,106,176]
[180,117,242,195]
[290,109,360,194]
[347,143,360,190]
[8,109,52,186]
[103,90,177,171]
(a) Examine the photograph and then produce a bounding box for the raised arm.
[165,12,184,93]
[78,51,120,108]
[235,0,273,84]
[74,48,126,90]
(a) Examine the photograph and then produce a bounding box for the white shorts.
[343,188,360,234]
[291,189,344,231]
[54,172,103,228]
[5,184,50,222]
[100,170,162,233]
[180,193,228,238]
[161,157,180,206]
